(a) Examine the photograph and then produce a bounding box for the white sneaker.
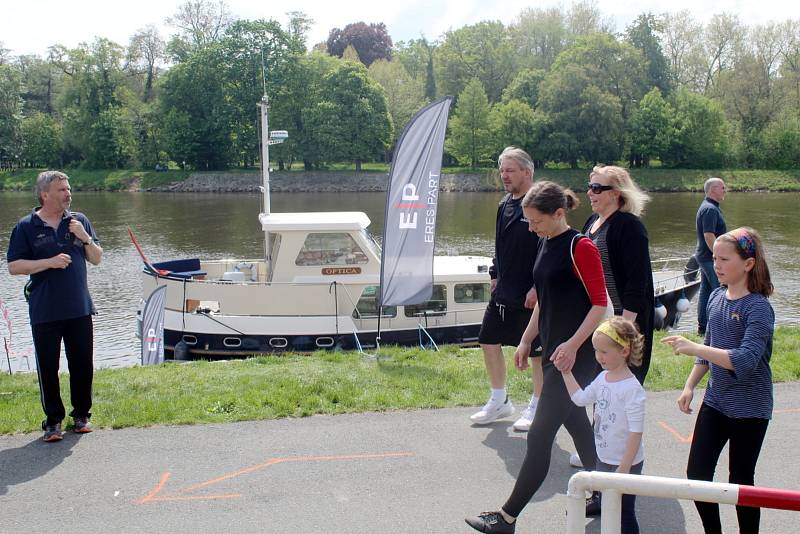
[569,452,583,468]
[470,397,514,424]
[512,405,536,431]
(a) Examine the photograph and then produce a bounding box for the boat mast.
[260,93,272,276]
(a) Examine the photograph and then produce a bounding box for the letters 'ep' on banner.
[379,96,453,307]
[141,285,167,365]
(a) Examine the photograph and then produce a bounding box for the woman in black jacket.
[582,165,654,384]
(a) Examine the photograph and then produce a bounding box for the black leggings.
[502,364,596,517]
[32,315,94,426]
[687,403,769,534]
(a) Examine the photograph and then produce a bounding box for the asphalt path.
[2,383,800,533]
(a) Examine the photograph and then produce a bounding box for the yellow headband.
[596,320,629,349]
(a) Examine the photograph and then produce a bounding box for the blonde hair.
[590,165,650,217]
[597,316,644,367]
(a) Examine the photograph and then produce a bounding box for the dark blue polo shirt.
[6,209,98,325]
[695,197,726,262]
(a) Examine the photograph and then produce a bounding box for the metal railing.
[565,471,800,534]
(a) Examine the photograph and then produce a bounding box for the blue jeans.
[595,459,644,534]
[697,260,719,333]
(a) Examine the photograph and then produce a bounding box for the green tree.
[305,61,391,170]
[488,99,542,160]
[56,38,129,166]
[501,68,546,108]
[368,59,426,152]
[551,33,648,123]
[511,7,569,70]
[760,117,800,168]
[625,13,671,94]
[628,87,675,167]
[216,18,296,168]
[435,21,515,103]
[271,52,339,170]
[538,64,624,167]
[128,25,165,103]
[0,63,24,163]
[86,104,137,169]
[446,79,491,168]
[395,37,437,100]
[21,111,63,167]
[165,0,234,62]
[159,46,232,169]
[663,88,730,168]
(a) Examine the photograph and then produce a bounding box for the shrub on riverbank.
[3,167,799,193]
[1,327,797,434]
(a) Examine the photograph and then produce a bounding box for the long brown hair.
[521,180,579,214]
[716,227,773,297]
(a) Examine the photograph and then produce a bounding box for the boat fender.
[654,300,667,320]
[174,341,190,361]
[676,295,691,313]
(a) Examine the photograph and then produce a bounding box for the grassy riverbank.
[1,327,798,435]
[2,167,800,192]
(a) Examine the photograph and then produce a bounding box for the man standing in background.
[7,171,102,442]
[695,177,727,335]
[470,147,541,431]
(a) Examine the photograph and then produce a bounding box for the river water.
[1,190,798,369]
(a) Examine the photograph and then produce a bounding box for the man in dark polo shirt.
[7,171,103,442]
[470,147,540,431]
[695,177,727,335]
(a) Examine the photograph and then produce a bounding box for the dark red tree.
[326,22,393,66]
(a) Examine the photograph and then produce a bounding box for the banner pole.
[3,337,11,375]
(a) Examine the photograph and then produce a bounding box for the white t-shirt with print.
[570,371,646,466]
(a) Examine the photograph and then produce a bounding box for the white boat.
[137,212,493,358]
[652,257,701,330]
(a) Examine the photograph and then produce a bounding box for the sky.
[2,0,800,58]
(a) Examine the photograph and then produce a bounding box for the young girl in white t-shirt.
[561,316,646,534]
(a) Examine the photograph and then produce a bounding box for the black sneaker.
[73,417,94,433]
[465,511,515,533]
[43,423,63,442]
[586,491,601,516]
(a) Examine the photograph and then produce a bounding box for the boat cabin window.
[295,233,369,266]
[352,286,397,319]
[454,283,491,304]
[404,285,447,317]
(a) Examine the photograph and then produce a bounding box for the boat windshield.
[361,229,382,256]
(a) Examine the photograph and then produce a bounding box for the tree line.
[1,1,800,171]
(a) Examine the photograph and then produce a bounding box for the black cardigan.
[583,210,655,380]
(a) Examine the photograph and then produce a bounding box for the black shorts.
[478,297,537,348]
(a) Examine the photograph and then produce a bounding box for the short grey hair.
[36,171,69,204]
[704,177,723,195]
[498,146,534,175]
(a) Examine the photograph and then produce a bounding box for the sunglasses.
[587,183,614,194]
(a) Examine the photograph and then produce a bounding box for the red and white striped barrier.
[566,471,800,534]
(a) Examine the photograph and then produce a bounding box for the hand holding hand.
[551,341,577,372]
[490,278,497,293]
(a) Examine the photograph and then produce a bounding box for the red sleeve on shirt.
[573,238,608,306]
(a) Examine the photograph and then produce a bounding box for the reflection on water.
[1,190,798,369]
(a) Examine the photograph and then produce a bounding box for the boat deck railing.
[652,257,700,296]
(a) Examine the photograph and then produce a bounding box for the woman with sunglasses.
[582,165,654,385]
